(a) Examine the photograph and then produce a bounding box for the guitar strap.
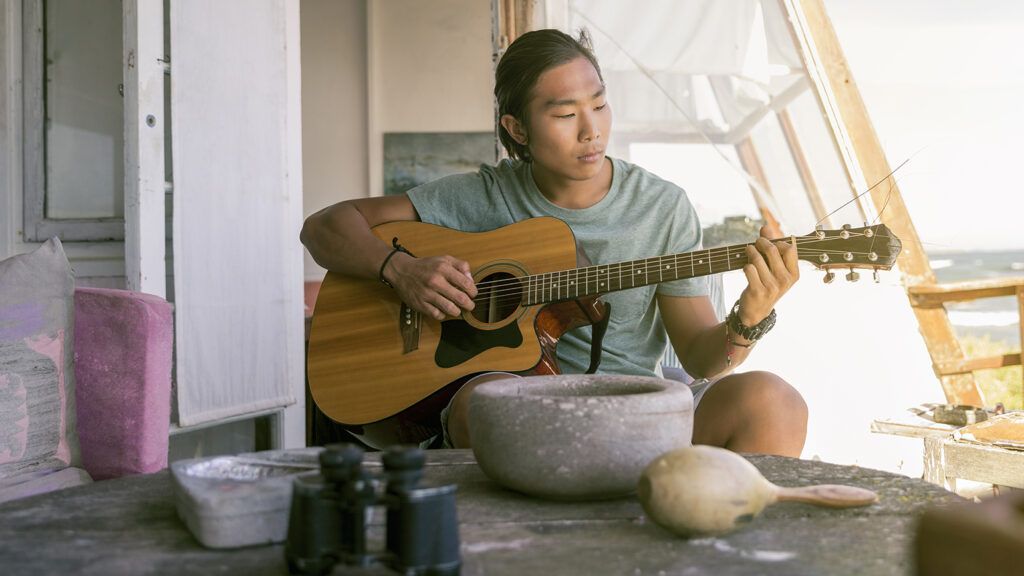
[583,302,611,374]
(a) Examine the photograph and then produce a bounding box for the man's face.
[524,57,612,181]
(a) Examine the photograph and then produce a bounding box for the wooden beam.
[793,0,931,283]
[1018,286,1024,403]
[734,138,783,237]
[934,354,1022,377]
[785,0,981,405]
[776,109,831,227]
[908,276,1024,306]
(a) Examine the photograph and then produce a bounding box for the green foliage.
[960,334,1023,410]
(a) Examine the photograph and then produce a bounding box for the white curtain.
[568,0,805,142]
[170,0,304,426]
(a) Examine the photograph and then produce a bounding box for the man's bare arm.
[299,196,477,320]
[301,195,419,278]
[658,294,748,379]
[659,230,799,378]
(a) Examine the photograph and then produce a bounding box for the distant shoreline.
[928,249,1024,346]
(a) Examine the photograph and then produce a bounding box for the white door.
[169,0,304,445]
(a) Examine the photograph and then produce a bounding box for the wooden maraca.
[638,445,878,537]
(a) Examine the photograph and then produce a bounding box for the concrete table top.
[0,449,962,576]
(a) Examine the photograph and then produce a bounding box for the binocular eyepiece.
[285,443,460,575]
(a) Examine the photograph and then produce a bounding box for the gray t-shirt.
[406,157,708,377]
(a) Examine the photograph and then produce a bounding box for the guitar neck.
[522,243,750,306]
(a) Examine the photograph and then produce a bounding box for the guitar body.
[307,217,606,448]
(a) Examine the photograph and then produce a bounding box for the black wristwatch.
[727,301,776,342]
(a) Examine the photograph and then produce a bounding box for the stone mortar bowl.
[467,374,693,501]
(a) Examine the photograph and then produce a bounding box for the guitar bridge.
[400,303,420,354]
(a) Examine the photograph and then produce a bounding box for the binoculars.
[285,443,461,575]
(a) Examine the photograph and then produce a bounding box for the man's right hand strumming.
[383,252,477,321]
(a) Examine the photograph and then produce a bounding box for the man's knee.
[448,372,518,448]
[730,371,806,421]
[700,371,807,456]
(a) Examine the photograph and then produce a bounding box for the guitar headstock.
[795,224,902,283]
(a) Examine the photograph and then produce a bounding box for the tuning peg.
[846,269,860,282]
[823,271,835,284]
[873,269,880,283]
[842,223,852,230]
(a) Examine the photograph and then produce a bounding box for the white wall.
[300,0,369,281]
[366,0,494,200]
[371,0,493,134]
[301,0,494,280]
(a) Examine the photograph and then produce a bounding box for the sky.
[823,0,1024,253]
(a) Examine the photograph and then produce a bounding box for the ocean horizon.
[929,249,1024,346]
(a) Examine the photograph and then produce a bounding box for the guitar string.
[464,234,895,300]
[467,232,894,292]
[467,244,895,307]
[468,241,897,303]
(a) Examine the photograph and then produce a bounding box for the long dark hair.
[494,29,602,161]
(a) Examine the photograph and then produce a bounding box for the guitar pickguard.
[435,318,523,368]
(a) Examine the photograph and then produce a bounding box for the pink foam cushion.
[0,239,81,486]
[74,287,173,480]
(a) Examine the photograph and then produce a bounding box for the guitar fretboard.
[522,245,749,306]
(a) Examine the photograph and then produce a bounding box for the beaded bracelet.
[378,237,414,289]
[725,324,754,367]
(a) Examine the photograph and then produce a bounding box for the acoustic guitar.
[307,216,901,448]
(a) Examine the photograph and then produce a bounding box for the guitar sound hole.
[470,272,523,324]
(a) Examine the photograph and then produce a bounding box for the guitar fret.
[527,240,777,303]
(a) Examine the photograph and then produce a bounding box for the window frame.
[21,0,125,242]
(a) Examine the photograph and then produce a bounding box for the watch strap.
[727,301,776,342]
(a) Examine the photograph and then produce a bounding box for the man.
[301,29,806,456]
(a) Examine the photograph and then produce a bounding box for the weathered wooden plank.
[1017,286,1024,401]
[934,353,1022,376]
[925,437,1024,489]
[908,277,1024,306]
[923,436,957,491]
[871,418,957,440]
